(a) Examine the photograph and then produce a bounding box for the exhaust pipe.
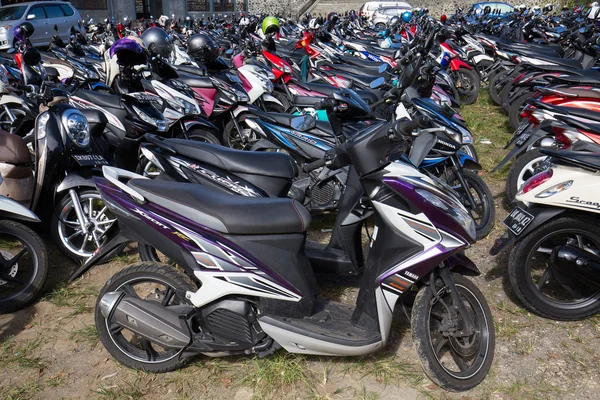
[99,292,191,349]
[551,245,600,289]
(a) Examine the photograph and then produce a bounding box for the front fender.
[456,150,482,171]
[450,59,472,71]
[446,252,480,276]
[262,93,284,108]
[182,117,219,134]
[0,196,40,223]
[56,173,97,193]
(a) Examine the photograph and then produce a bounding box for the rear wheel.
[508,217,600,320]
[0,220,48,313]
[505,149,547,202]
[95,262,197,372]
[508,92,535,130]
[412,273,495,391]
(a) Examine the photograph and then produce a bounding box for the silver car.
[372,6,412,30]
[0,1,81,50]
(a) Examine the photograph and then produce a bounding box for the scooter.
[79,117,494,392]
[490,149,600,320]
[0,132,48,314]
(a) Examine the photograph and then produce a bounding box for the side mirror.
[378,63,389,73]
[26,14,35,20]
[370,77,385,89]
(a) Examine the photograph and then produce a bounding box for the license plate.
[514,121,529,136]
[515,132,531,146]
[72,154,109,166]
[503,207,534,236]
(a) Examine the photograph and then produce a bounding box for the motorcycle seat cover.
[544,150,600,171]
[160,139,298,179]
[128,179,311,234]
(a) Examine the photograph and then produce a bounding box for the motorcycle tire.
[0,220,48,313]
[488,70,508,106]
[508,92,535,130]
[177,128,220,145]
[505,149,547,203]
[95,262,197,372]
[443,169,495,240]
[508,217,600,320]
[412,273,495,391]
[452,67,480,105]
[51,189,126,264]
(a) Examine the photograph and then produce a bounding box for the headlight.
[85,67,100,80]
[61,109,90,148]
[166,98,185,113]
[415,187,476,242]
[0,25,11,34]
[36,112,50,140]
[133,105,168,132]
[180,99,199,114]
[234,88,250,103]
[266,70,276,80]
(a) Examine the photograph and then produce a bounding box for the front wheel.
[0,220,48,313]
[412,273,495,391]
[444,170,495,240]
[508,217,600,320]
[223,118,261,150]
[177,128,220,144]
[451,68,480,105]
[50,189,124,263]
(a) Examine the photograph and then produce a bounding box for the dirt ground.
[2,94,600,399]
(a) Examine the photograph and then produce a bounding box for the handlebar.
[302,157,326,173]
[390,116,431,141]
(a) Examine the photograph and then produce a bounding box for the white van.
[359,2,412,19]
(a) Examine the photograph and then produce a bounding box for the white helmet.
[158,15,169,27]
[308,18,320,30]
[588,5,600,18]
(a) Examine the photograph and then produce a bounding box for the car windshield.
[0,6,26,21]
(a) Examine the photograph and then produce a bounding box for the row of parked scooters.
[0,5,598,391]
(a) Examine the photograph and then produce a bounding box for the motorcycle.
[491,149,600,320]
[79,116,493,391]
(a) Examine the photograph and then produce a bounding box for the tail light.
[520,105,539,124]
[512,72,529,85]
[552,126,571,149]
[520,169,553,195]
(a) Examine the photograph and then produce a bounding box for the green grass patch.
[43,283,98,317]
[69,324,99,347]
[4,380,42,400]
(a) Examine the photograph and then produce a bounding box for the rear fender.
[450,59,472,71]
[491,126,548,172]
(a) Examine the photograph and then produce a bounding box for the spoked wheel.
[505,149,547,202]
[0,107,27,135]
[508,217,600,320]
[412,273,495,391]
[0,220,48,313]
[223,118,260,150]
[451,68,480,105]
[95,263,197,372]
[444,170,495,240]
[51,189,122,262]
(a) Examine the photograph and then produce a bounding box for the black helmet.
[327,12,339,25]
[15,21,35,39]
[141,27,172,58]
[23,48,41,66]
[187,33,220,61]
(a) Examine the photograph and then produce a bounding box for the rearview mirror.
[378,63,389,73]
[26,14,35,20]
[370,77,385,89]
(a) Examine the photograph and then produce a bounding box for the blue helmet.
[401,11,412,23]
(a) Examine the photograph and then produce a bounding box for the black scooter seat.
[128,179,310,234]
[153,138,298,179]
[75,89,122,109]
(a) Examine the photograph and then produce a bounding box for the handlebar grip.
[394,115,431,137]
[314,98,337,110]
[15,84,34,93]
[302,158,326,173]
